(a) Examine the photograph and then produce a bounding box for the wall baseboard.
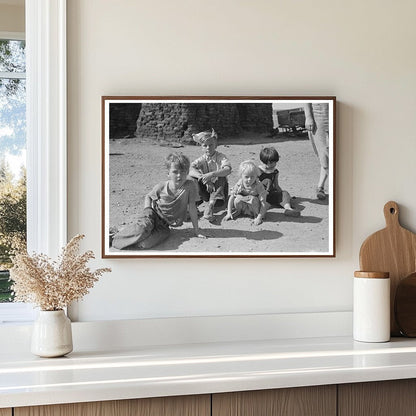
[0,311,352,353]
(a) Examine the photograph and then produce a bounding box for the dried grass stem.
[10,234,111,310]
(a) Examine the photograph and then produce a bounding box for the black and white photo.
[102,97,335,257]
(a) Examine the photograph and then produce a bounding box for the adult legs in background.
[309,103,329,200]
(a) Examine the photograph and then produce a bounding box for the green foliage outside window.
[0,162,26,302]
[0,38,27,303]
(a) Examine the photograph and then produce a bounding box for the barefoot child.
[258,147,300,217]
[189,129,232,221]
[111,153,204,250]
[224,160,268,225]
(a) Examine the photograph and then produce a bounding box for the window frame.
[0,0,67,323]
[26,0,67,257]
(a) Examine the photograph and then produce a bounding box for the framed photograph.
[102,96,336,258]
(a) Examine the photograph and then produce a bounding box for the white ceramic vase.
[31,310,73,357]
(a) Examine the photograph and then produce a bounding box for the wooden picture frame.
[102,96,336,258]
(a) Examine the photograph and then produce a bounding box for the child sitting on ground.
[258,147,300,217]
[111,152,204,250]
[189,129,232,221]
[224,160,268,226]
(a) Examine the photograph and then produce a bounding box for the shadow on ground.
[265,211,322,224]
[292,196,329,207]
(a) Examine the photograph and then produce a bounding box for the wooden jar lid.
[354,271,390,279]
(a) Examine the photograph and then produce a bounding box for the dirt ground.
[108,133,330,255]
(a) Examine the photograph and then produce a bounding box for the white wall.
[67,0,416,322]
[0,3,24,33]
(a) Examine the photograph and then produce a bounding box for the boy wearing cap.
[189,129,232,221]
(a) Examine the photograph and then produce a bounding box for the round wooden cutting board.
[359,201,416,336]
[395,272,416,337]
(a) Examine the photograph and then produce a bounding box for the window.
[0,34,27,306]
[0,0,67,324]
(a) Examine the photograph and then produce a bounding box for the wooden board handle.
[384,201,400,228]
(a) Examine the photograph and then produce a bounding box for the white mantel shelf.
[2,335,416,409]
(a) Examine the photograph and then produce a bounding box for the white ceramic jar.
[353,271,390,343]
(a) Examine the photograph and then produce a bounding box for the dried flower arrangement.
[10,234,111,311]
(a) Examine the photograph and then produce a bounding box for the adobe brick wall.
[135,103,273,142]
[109,103,142,139]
